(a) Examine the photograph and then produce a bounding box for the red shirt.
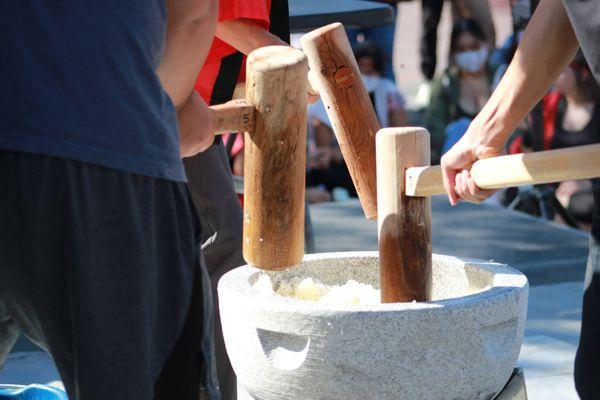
[195,0,271,104]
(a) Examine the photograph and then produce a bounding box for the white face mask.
[362,74,380,92]
[455,47,488,73]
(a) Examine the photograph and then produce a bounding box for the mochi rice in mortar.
[252,274,381,304]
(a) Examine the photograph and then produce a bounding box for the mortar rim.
[218,251,528,314]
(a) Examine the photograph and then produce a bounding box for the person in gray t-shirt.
[439,0,599,397]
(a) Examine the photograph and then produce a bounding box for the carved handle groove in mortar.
[405,144,600,197]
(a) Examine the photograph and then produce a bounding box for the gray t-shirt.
[563,0,600,241]
[0,1,185,182]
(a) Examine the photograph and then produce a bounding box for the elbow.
[188,0,217,26]
[168,0,217,30]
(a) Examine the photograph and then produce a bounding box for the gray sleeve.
[562,0,600,82]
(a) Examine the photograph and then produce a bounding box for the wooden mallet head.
[376,127,432,303]
[300,23,381,220]
[209,46,308,271]
[242,46,308,270]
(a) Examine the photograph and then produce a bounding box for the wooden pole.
[242,46,308,270]
[377,128,432,303]
[300,23,380,220]
[405,143,600,197]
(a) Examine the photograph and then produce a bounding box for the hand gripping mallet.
[377,129,600,303]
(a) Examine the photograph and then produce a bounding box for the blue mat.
[0,384,67,400]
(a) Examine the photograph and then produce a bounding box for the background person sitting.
[507,51,600,226]
[424,18,494,164]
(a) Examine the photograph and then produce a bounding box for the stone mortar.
[218,252,529,400]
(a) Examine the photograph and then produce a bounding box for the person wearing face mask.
[424,18,495,164]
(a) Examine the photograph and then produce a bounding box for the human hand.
[556,179,592,206]
[307,69,320,104]
[440,119,505,205]
[307,91,320,104]
[178,91,215,158]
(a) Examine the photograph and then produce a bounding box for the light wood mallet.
[207,45,308,271]
[405,143,600,197]
[378,132,599,303]
[300,23,381,220]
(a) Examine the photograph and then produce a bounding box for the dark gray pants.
[574,180,600,399]
[575,220,600,398]
[184,142,244,400]
[0,150,219,400]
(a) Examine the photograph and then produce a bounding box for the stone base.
[495,368,527,400]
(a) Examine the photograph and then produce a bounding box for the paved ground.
[310,198,590,286]
[1,275,585,400]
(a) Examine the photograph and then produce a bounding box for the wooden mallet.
[300,23,381,220]
[405,143,600,197]
[208,46,308,271]
[377,128,600,303]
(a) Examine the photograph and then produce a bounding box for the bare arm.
[216,19,319,103]
[158,0,217,108]
[441,0,579,204]
[216,18,288,55]
[472,0,578,146]
[157,0,218,157]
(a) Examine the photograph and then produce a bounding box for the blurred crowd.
[219,0,598,231]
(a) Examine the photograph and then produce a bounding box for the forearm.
[216,18,288,55]
[158,0,217,108]
[474,0,578,145]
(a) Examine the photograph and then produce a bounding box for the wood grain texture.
[300,23,380,220]
[243,46,308,270]
[210,99,255,134]
[405,143,600,197]
[377,127,432,303]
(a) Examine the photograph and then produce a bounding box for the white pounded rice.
[252,274,380,305]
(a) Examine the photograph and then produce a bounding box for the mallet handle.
[209,74,317,135]
[405,144,600,197]
[210,99,255,134]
